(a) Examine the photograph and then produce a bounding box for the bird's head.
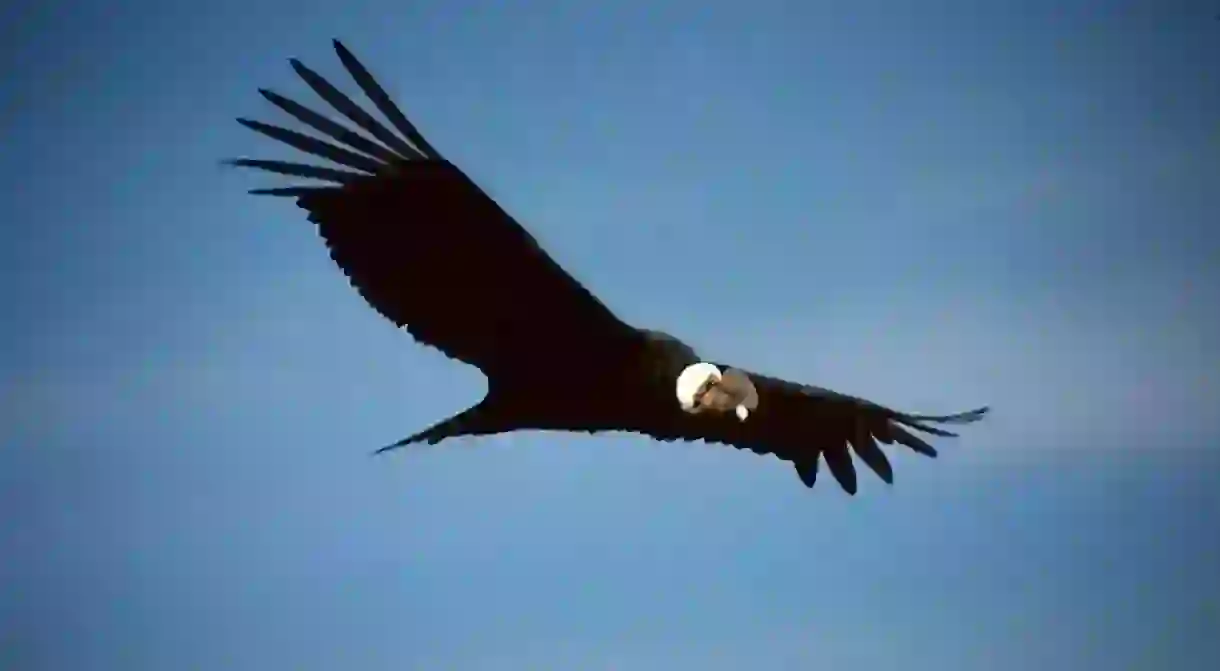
[675,362,759,421]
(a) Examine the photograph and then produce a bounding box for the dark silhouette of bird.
[228,40,990,495]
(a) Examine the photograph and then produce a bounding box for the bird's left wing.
[226,40,639,380]
[638,368,989,494]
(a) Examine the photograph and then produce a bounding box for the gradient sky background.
[3,1,1219,669]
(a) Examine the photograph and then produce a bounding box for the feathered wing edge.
[225,40,443,194]
[888,406,991,451]
[796,403,990,494]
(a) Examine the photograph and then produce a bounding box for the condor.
[228,40,989,494]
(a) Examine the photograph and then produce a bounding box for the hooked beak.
[689,378,717,413]
[693,378,752,421]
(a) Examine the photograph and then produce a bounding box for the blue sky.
[3,0,1219,669]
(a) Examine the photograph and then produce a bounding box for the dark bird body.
[229,40,990,494]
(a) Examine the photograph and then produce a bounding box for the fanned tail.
[225,39,443,196]
[373,399,498,455]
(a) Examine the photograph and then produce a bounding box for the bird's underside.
[229,39,991,495]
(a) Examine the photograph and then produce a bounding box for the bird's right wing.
[228,41,639,380]
[638,369,989,494]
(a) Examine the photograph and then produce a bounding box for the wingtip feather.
[290,53,424,160]
[890,424,940,458]
[331,39,444,161]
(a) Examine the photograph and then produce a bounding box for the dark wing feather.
[235,118,386,174]
[229,40,638,378]
[636,369,989,495]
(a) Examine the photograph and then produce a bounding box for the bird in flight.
[228,40,990,495]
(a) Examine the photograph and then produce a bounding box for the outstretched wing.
[638,368,989,494]
[228,40,638,379]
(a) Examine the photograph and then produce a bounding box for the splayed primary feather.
[226,40,444,194]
